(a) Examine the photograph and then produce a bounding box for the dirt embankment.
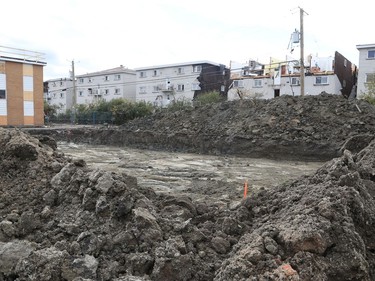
[1,96,375,280]
[27,93,375,161]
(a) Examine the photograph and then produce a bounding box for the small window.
[78,78,84,83]
[139,86,146,93]
[88,78,93,83]
[153,70,158,76]
[115,88,121,95]
[105,76,109,81]
[177,67,184,74]
[0,89,6,99]
[79,91,84,97]
[88,88,93,95]
[253,79,262,87]
[60,92,64,98]
[233,80,244,88]
[140,71,147,78]
[368,50,375,59]
[193,65,202,73]
[60,81,63,86]
[344,59,347,67]
[52,82,56,87]
[177,84,185,91]
[153,86,159,92]
[114,74,121,81]
[104,89,109,95]
[291,77,300,85]
[315,76,328,85]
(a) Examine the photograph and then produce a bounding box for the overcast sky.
[1,0,373,80]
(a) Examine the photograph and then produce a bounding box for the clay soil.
[0,93,374,281]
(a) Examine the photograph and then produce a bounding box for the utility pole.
[71,60,76,107]
[299,7,308,96]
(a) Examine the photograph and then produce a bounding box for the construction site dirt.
[1,93,375,280]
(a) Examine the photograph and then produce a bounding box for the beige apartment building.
[0,46,46,126]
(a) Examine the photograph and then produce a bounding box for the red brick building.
[0,46,46,126]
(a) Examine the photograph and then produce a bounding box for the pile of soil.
[1,113,375,279]
[27,93,375,161]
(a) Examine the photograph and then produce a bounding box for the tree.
[361,75,375,105]
[43,101,59,116]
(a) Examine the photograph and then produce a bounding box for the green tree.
[361,75,375,105]
[43,101,59,116]
[195,91,224,105]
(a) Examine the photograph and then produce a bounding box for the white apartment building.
[45,78,73,114]
[76,66,136,105]
[134,61,222,106]
[228,52,353,100]
[356,43,375,96]
[45,66,136,113]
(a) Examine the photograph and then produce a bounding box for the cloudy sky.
[1,0,373,80]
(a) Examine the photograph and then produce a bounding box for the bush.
[195,91,224,106]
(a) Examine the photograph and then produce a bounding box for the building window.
[105,76,109,81]
[140,71,147,78]
[88,78,93,83]
[60,81,63,86]
[344,59,347,67]
[60,92,64,98]
[153,86,159,92]
[152,70,158,77]
[192,83,201,90]
[177,67,184,74]
[365,73,375,83]
[368,50,375,59]
[253,79,262,88]
[114,88,121,95]
[88,88,93,95]
[291,77,300,85]
[52,82,56,87]
[233,80,244,88]
[104,89,109,95]
[193,65,202,73]
[315,76,328,85]
[78,78,84,83]
[139,86,146,93]
[0,89,6,99]
[177,84,185,91]
[79,91,83,97]
[114,74,121,80]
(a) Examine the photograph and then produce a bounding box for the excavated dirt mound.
[1,126,375,279]
[26,93,375,161]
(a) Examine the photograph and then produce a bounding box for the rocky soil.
[27,93,375,161]
[1,93,374,280]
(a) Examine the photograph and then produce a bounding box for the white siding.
[0,74,6,89]
[24,101,34,116]
[0,100,6,115]
[23,76,33,91]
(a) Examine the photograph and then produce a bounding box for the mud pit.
[58,142,323,204]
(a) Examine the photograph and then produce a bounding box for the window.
[233,80,244,88]
[177,67,184,74]
[153,70,158,76]
[192,83,201,90]
[88,88,93,95]
[153,86,159,92]
[88,78,93,83]
[52,82,56,87]
[253,79,262,87]
[193,65,202,73]
[315,76,328,85]
[366,73,375,83]
[114,88,121,95]
[344,59,347,67]
[291,77,300,85]
[139,86,146,93]
[114,74,121,81]
[23,76,33,91]
[78,78,84,83]
[60,81,63,86]
[79,91,83,97]
[0,90,5,99]
[105,76,109,81]
[60,92,64,98]
[368,50,375,59]
[177,84,185,91]
[140,71,147,78]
